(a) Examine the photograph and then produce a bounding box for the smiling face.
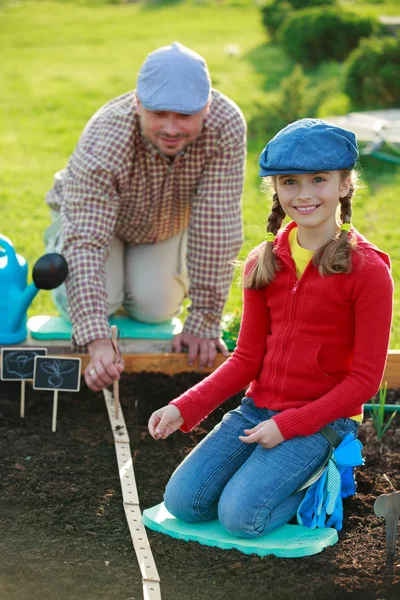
[275,170,351,246]
[136,100,209,157]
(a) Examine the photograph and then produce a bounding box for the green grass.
[1,0,399,346]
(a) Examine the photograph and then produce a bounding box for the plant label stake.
[1,348,47,417]
[374,491,400,564]
[111,325,120,419]
[33,356,81,432]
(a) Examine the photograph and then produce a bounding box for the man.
[45,42,246,392]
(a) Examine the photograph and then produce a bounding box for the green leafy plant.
[371,382,397,440]
[221,310,242,351]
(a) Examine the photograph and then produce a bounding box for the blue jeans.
[164,397,359,539]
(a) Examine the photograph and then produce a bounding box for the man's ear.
[136,98,142,115]
[339,176,351,198]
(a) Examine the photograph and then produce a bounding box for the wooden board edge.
[71,350,400,388]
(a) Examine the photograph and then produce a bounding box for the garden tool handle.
[111,325,121,419]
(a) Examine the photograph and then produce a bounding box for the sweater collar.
[274,221,391,271]
[274,221,297,261]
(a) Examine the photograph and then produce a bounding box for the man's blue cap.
[136,42,211,115]
[259,118,359,177]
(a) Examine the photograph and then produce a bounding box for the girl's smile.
[294,204,320,214]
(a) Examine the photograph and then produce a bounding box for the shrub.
[343,36,400,108]
[247,64,332,140]
[260,0,338,41]
[290,0,335,7]
[280,8,379,65]
[270,64,333,122]
[260,0,292,42]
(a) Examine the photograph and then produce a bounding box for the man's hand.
[172,332,229,369]
[148,405,184,440]
[239,419,284,449]
[85,338,124,392]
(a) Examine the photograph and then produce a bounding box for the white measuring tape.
[103,388,162,600]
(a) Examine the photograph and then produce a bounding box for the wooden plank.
[9,346,398,387]
[103,388,130,443]
[103,389,162,599]
[115,444,140,505]
[124,504,160,583]
[383,350,400,389]
[76,352,227,375]
[75,351,400,389]
[143,582,162,600]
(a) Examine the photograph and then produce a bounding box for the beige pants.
[46,214,189,323]
[106,233,189,322]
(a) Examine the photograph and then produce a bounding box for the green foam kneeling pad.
[27,315,182,340]
[142,502,338,558]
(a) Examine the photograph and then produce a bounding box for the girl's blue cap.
[259,118,359,177]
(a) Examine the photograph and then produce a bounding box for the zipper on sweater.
[291,280,300,294]
[269,263,298,391]
[270,254,311,392]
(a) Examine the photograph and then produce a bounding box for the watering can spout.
[8,283,40,332]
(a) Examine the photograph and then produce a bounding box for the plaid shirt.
[46,89,246,346]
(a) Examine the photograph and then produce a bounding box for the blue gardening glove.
[297,468,328,528]
[333,433,363,499]
[339,466,356,498]
[333,433,363,468]
[326,488,344,530]
[317,459,343,530]
[297,433,364,531]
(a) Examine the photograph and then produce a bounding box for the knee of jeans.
[218,495,252,538]
[218,494,275,539]
[164,478,202,524]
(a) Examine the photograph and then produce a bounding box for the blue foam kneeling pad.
[27,315,182,340]
[142,502,338,558]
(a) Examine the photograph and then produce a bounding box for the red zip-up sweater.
[171,221,394,440]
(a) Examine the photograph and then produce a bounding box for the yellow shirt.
[288,227,363,423]
[289,228,314,279]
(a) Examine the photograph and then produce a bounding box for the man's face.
[136,100,209,157]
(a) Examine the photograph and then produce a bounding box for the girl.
[148,119,394,539]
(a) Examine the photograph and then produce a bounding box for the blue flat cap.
[259,118,358,177]
[136,42,211,115]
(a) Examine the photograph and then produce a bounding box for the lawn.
[1,0,399,346]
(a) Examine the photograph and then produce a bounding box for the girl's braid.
[339,184,354,230]
[267,193,286,236]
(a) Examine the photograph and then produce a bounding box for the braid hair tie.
[340,223,351,232]
[265,232,276,242]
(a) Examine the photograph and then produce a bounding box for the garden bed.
[0,372,399,600]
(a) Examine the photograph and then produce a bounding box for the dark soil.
[0,373,399,600]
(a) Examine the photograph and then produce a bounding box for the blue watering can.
[0,234,68,344]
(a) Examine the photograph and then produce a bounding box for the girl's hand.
[239,419,284,449]
[148,405,184,440]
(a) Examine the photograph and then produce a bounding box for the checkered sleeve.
[61,147,121,347]
[184,113,246,339]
